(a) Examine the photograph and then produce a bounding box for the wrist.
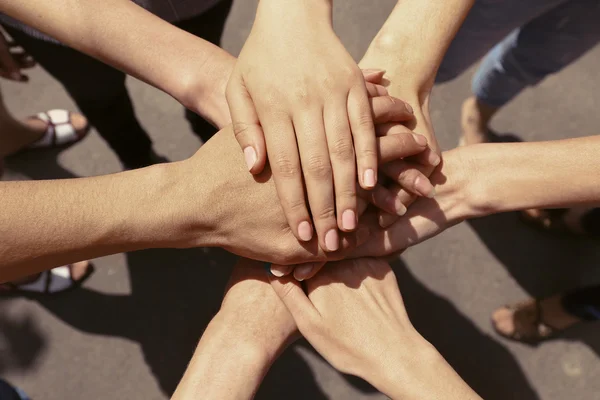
[256,0,333,27]
[146,159,222,249]
[372,336,479,400]
[175,49,235,129]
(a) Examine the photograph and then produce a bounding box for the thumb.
[226,73,267,174]
[269,272,320,331]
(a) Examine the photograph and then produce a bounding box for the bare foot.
[459,96,499,146]
[492,294,582,342]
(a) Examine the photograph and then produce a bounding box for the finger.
[264,116,314,242]
[340,225,370,251]
[377,133,428,164]
[382,160,436,198]
[295,109,338,250]
[269,274,320,328]
[408,145,442,168]
[270,264,294,278]
[379,210,399,228]
[324,97,357,233]
[226,74,267,174]
[361,69,385,84]
[367,184,407,216]
[376,122,414,137]
[370,96,414,124]
[365,82,388,97]
[293,261,326,281]
[348,84,378,190]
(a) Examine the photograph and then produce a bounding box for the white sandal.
[25,109,90,149]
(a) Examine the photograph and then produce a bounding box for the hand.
[359,42,442,228]
[350,146,479,259]
[0,31,35,82]
[227,0,395,251]
[172,259,296,400]
[270,258,480,399]
[176,52,236,129]
[174,115,430,265]
[220,258,298,359]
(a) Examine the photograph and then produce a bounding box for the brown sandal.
[520,207,600,237]
[491,299,559,344]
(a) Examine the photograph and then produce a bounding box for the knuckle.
[284,196,308,215]
[355,112,375,131]
[357,147,378,162]
[273,154,300,178]
[293,86,311,107]
[336,187,357,202]
[315,205,336,222]
[329,136,355,161]
[231,122,253,140]
[304,155,332,180]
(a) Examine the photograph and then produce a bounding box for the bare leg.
[459,96,500,146]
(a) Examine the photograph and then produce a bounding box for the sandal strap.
[27,110,84,149]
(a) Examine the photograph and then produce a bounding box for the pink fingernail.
[405,103,414,114]
[325,229,339,252]
[394,197,407,216]
[342,209,357,231]
[298,221,313,241]
[412,133,427,146]
[415,176,436,198]
[243,147,257,171]
[363,169,376,188]
[271,265,292,277]
[429,152,441,166]
[293,264,314,281]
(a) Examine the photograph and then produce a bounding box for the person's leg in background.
[2,26,161,170]
[175,0,234,143]
[436,0,567,84]
[492,283,600,343]
[461,0,600,145]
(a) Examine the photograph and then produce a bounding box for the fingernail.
[405,103,414,114]
[325,229,339,252]
[243,147,257,171]
[394,197,407,216]
[356,226,370,245]
[412,133,427,146]
[379,213,397,228]
[270,265,292,277]
[363,68,385,74]
[415,176,436,198]
[342,209,357,231]
[10,72,21,81]
[363,169,376,188]
[298,221,313,241]
[293,264,314,281]
[428,152,441,166]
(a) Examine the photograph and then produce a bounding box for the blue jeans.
[437,0,600,107]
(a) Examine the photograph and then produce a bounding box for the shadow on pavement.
[3,148,542,399]
[389,258,540,400]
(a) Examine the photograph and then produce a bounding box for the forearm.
[172,312,274,400]
[360,0,473,151]
[0,163,217,281]
[465,135,600,217]
[0,0,234,126]
[373,339,481,400]
[363,0,474,96]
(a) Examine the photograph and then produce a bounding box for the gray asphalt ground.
[1,1,600,399]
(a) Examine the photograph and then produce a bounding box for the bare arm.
[352,134,600,258]
[172,260,296,400]
[360,0,475,150]
[0,0,235,127]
